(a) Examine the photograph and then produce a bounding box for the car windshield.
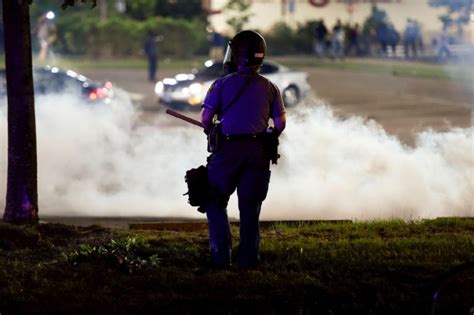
[197,62,225,78]
[197,61,280,78]
[260,62,279,74]
[34,70,83,94]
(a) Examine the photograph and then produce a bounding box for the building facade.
[208,0,472,42]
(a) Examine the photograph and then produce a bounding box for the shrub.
[264,21,315,55]
[54,14,208,58]
[264,22,297,55]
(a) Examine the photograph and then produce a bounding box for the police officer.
[200,30,286,269]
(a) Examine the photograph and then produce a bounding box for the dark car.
[0,66,114,104]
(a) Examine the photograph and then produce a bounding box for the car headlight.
[154,81,164,95]
[188,82,203,106]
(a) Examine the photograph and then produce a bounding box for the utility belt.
[208,123,280,164]
[208,124,265,152]
[207,124,264,152]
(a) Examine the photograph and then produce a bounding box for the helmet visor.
[223,41,232,65]
[223,41,235,74]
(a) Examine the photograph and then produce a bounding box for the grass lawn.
[1,54,470,81]
[274,56,474,81]
[0,217,473,314]
[32,56,209,71]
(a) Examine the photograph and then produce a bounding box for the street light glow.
[46,11,55,20]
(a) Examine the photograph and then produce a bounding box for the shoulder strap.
[218,73,257,120]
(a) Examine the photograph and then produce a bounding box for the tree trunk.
[2,0,39,224]
[99,0,107,21]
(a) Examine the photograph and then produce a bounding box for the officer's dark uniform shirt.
[202,71,285,135]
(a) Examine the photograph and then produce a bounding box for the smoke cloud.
[268,103,473,219]
[0,92,472,220]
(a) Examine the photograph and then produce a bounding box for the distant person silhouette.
[144,32,163,82]
[313,19,328,57]
[209,27,226,60]
[34,12,56,61]
[331,19,344,59]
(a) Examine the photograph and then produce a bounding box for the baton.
[165,109,204,129]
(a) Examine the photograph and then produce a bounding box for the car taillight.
[88,91,98,100]
[88,87,109,100]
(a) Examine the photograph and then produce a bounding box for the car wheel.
[283,85,300,107]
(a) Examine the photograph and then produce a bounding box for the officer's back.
[205,69,281,136]
[200,30,286,270]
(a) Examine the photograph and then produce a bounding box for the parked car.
[0,65,114,104]
[154,60,311,110]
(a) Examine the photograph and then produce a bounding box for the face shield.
[223,41,232,65]
[223,41,236,75]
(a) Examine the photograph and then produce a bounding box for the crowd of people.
[312,17,424,60]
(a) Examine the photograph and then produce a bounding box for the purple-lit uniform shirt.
[202,71,285,135]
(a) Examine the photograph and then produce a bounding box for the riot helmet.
[223,30,266,74]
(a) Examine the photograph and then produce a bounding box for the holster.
[263,132,280,165]
[207,121,223,153]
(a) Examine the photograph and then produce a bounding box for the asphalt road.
[307,67,473,144]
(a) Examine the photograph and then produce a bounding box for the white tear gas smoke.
[0,92,472,220]
[269,105,472,219]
